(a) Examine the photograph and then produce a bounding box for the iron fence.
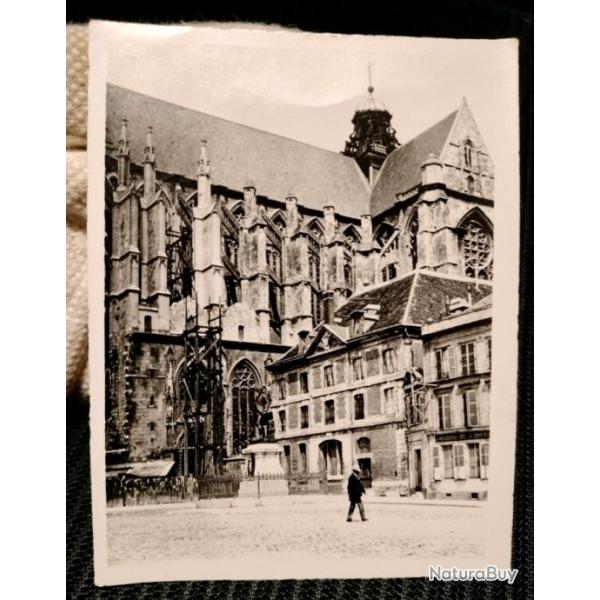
[106,471,329,507]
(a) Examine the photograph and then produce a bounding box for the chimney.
[322,291,335,324]
[362,303,381,330]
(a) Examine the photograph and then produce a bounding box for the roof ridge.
[107,83,361,160]
[344,269,417,301]
[392,108,459,157]
[402,270,420,323]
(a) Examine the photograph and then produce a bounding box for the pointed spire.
[117,117,130,187]
[117,117,130,158]
[143,125,155,164]
[196,139,211,179]
[367,61,374,95]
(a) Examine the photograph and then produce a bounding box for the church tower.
[343,65,400,185]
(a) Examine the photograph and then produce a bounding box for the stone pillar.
[281,222,313,344]
[192,140,224,317]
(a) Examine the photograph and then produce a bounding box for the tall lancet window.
[231,361,260,455]
[462,219,493,280]
[408,212,419,270]
[463,140,473,169]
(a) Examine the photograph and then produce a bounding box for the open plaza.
[106,494,485,577]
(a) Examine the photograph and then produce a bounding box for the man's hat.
[352,464,360,473]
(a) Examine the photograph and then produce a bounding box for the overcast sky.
[102,23,518,167]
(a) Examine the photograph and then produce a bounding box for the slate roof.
[270,271,491,368]
[335,271,492,333]
[370,110,458,216]
[106,85,371,217]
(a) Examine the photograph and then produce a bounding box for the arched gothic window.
[408,212,419,270]
[462,219,493,280]
[343,225,361,246]
[308,220,324,242]
[230,361,260,455]
[272,213,286,234]
[463,140,473,168]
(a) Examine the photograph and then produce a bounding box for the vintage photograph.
[88,22,520,583]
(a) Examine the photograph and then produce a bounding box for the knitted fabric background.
[65,23,533,599]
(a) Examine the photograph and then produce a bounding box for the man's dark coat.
[347,471,365,502]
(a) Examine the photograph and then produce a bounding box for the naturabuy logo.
[429,565,518,584]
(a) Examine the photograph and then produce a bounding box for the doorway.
[357,457,372,488]
[414,448,423,491]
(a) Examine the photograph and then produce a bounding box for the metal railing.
[106,471,329,507]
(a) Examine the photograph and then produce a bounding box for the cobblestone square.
[107,496,485,578]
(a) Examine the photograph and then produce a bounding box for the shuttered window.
[442,445,454,478]
[435,348,450,380]
[468,443,481,478]
[438,394,452,429]
[454,443,465,467]
[465,390,479,426]
[460,342,477,375]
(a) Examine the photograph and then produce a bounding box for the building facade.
[104,82,495,490]
[407,296,492,499]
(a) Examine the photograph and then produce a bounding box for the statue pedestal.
[238,443,288,497]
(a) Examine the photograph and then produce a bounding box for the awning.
[106,459,175,478]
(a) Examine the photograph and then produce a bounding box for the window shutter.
[448,346,457,377]
[475,340,486,373]
[481,443,489,479]
[451,386,464,429]
[456,444,467,480]
[431,394,440,430]
[479,381,490,426]
[429,349,437,381]
[433,446,442,481]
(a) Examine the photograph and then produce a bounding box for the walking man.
[346,464,367,522]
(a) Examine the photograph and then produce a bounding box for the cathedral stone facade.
[105,83,494,495]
